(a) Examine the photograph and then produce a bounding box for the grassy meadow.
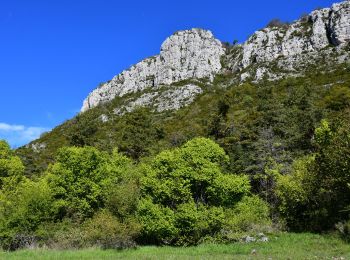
[0,233,349,260]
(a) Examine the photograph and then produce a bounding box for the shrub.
[137,198,178,245]
[266,19,289,29]
[83,210,140,249]
[0,179,54,250]
[137,138,272,245]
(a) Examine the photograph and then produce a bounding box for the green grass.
[0,233,349,260]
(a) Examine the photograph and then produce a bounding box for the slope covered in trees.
[0,62,349,249]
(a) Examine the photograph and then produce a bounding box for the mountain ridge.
[81,0,350,114]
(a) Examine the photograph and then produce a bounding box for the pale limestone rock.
[81,1,350,113]
[99,114,109,123]
[240,72,251,82]
[114,84,202,115]
[310,8,331,49]
[81,29,224,112]
[329,0,350,44]
[241,1,350,70]
[155,84,203,112]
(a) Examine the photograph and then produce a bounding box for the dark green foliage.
[276,119,350,231]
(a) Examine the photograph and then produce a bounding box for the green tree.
[0,178,54,250]
[0,140,25,191]
[137,138,253,245]
[46,146,131,220]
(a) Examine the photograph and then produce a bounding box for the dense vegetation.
[1,64,350,250]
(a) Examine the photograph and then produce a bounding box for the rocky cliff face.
[233,0,350,81]
[81,0,350,113]
[81,29,225,112]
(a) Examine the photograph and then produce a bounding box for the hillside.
[1,0,350,252]
[17,0,350,177]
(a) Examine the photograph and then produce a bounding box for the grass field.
[0,233,349,259]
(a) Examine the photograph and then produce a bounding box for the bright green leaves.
[314,119,333,146]
[0,140,25,190]
[137,198,178,244]
[207,173,250,207]
[137,138,257,245]
[47,146,132,220]
[140,138,246,207]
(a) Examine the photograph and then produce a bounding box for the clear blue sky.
[0,0,336,147]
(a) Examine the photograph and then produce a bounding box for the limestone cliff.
[81,29,224,112]
[233,0,350,81]
[81,0,350,113]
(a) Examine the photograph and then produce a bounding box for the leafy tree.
[0,140,25,191]
[137,138,254,245]
[46,146,131,220]
[276,119,350,231]
[0,178,54,250]
[118,108,164,160]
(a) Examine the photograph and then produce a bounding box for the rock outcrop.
[114,84,203,115]
[81,29,224,112]
[81,1,350,113]
[241,1,350,68]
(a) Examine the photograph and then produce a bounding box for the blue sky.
[0,0,336,147]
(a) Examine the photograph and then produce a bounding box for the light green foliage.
[46,146,131,220]
[224,196,271,233]
[311,119,350,229]
[82,210,140,249]
[174,202,226,245]
[276,119,350,231]
[0,140,24,191]
[138,138,260,245]
[207,174,250,206]
[137,198,178,244]
[314,119,333,146]
[276,156,314,223]
[0,178,54,250]
[140,138,246,207]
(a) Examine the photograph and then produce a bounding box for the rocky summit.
[81,29,225,112]
[81,0,350,114]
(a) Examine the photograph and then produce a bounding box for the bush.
[46,146,131,220]
[225,195,271,232]
[0,178,54,250]
[266,19,289,29]
[137,198,178,245]
[83,210,140,249]
[137,138,272,245]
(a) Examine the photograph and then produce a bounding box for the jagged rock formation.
[81,0,350,113]
[81,29,224,112]
[229,0,350,81]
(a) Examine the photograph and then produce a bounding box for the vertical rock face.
[241,0,350,69]
[81,29,225,112]
[329,0,350,44]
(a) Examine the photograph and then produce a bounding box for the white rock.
[329,0,350,45]
[240,72,251,82]
[113,84,202,115]
[81,1,350,112]
[81,29,224,112]
[241,1,350,69]
[99,114,109,123]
